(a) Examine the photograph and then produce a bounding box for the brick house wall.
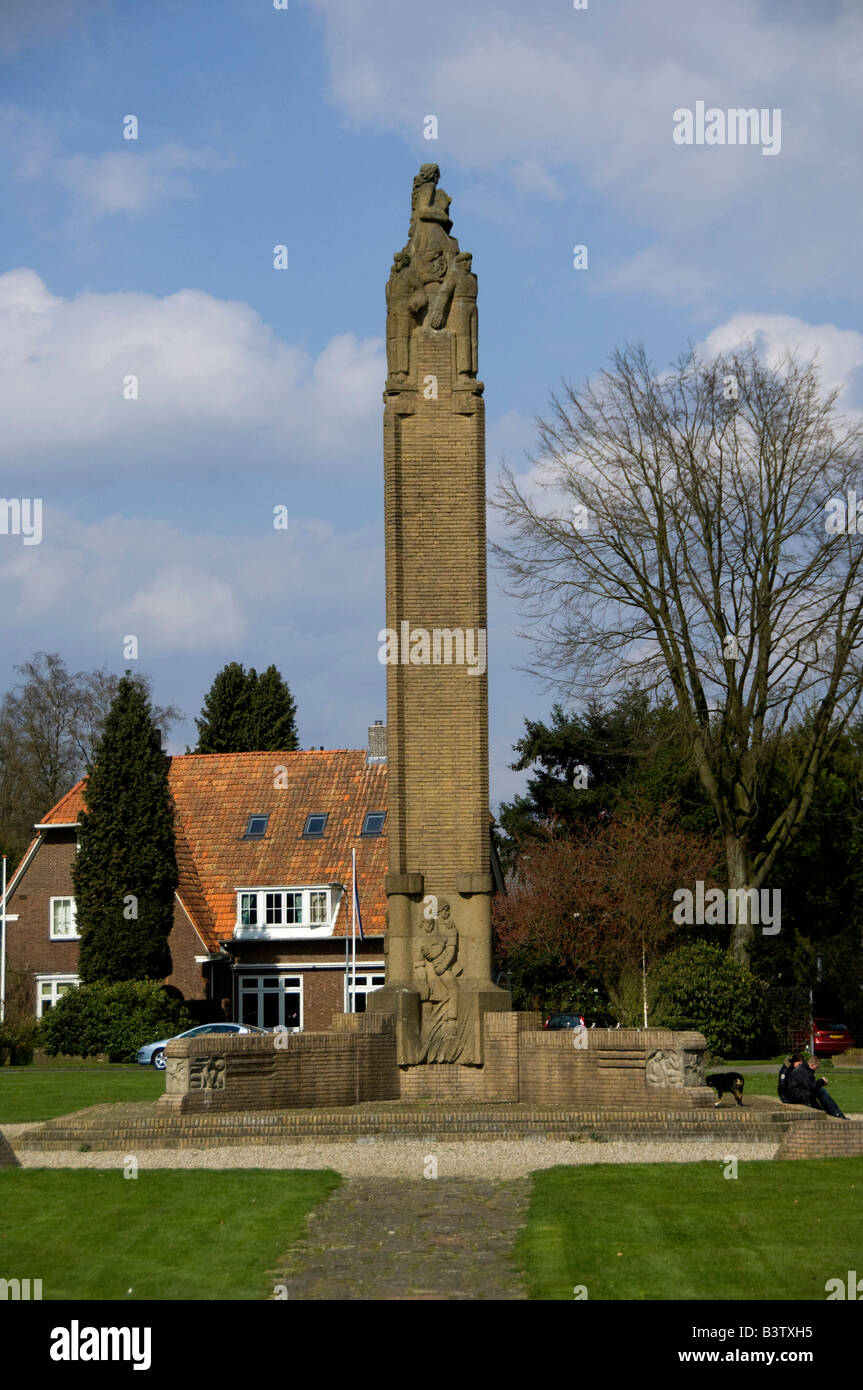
[228,937,385,1031]
[5,831,213,1014]
[5,830,79,1014]
[4,830,384,1024]
[3,746,393,1025]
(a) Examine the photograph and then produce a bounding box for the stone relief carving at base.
[413,897,472,1063]
[645,1049,683,1087]
[189,1056,226,1091]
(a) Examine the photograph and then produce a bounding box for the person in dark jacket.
[785,1056,847,1117]
[778,1054,801,1102]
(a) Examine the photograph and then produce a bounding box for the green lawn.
[517,1159,863,1300]
[722,1057,787,1068]
[0,1169,340,1299]
[0,1066,163,1123]
[738,1070,863,1112]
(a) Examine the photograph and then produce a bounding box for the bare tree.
[0,653,181,864]
[493,344,863,965]
[493,801,723,1019]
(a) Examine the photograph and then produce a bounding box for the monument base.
[154,1011,715,1113]
[367,979,511,1066]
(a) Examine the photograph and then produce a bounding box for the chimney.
[367,720,387,765]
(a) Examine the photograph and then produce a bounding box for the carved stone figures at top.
[410,162,453,239]
[385,163,479,391]
[448,252,478,380]
[385,250,424,381]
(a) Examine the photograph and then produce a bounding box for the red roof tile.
[34,752,388,950]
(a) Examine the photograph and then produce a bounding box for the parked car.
[544,1012,620,1030]
[137,1022,267,1070]
[813,1019,856,1057]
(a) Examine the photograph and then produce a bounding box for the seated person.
[785,1055,847,1118]
[778,1053,800,1102]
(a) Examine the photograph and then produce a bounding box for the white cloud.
[701,314,863,399]
[120,565,247,653]
[598,244,720,313]
[0,269,384,473]
[508,159,563,202]
[0,105,225,220]
[305,0,863,296]
[0,505,384,664]
[57,143,228,218]
[0,504,388,752]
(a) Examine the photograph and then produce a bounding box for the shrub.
[38,980,194,1063]
[651,941,763,1057]
[0,1017,39,1066]
[762,985,811,1054]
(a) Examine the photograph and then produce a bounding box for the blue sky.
[2,0,862,807]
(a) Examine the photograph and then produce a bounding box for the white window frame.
[237,973,303,1030]
[35,974,80,1018]
[49,896,79,940]
[233,887,334,939]
[345,968,386,1013]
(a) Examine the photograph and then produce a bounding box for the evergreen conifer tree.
[246,664,298,750]
[74,673,178,983]
[195,662,298,752]
[194,662,251,752]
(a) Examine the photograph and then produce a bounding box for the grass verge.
[738,1071,863,1112]
[0,1168,340,1299]
[0,1066,163,1123]
[517,1158,863,1300]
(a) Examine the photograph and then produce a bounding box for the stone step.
[15,1106,793,1149]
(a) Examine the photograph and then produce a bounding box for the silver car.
[136,1022,266,1070]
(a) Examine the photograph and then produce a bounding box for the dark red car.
[813,1019,856,1057]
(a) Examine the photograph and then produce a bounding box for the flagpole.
[351,847,357,1013]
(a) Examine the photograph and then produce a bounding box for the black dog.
[705,1071,745,1107]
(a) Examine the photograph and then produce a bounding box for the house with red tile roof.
[1,724,391,1032]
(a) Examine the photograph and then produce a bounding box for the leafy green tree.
[651,941,763,1057]
[74,673,178,983]
[497,690,712,864]
[194,663,298,752]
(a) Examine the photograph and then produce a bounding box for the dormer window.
[235,887,333,936]
[244,815,269,839]
[362,812,386,836]
[303,813,328,837]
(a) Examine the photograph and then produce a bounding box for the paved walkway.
[271,1177,530,1300]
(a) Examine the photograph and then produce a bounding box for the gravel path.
[7,1136,779,1175]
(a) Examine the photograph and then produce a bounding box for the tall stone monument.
[369,164,511,1067]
